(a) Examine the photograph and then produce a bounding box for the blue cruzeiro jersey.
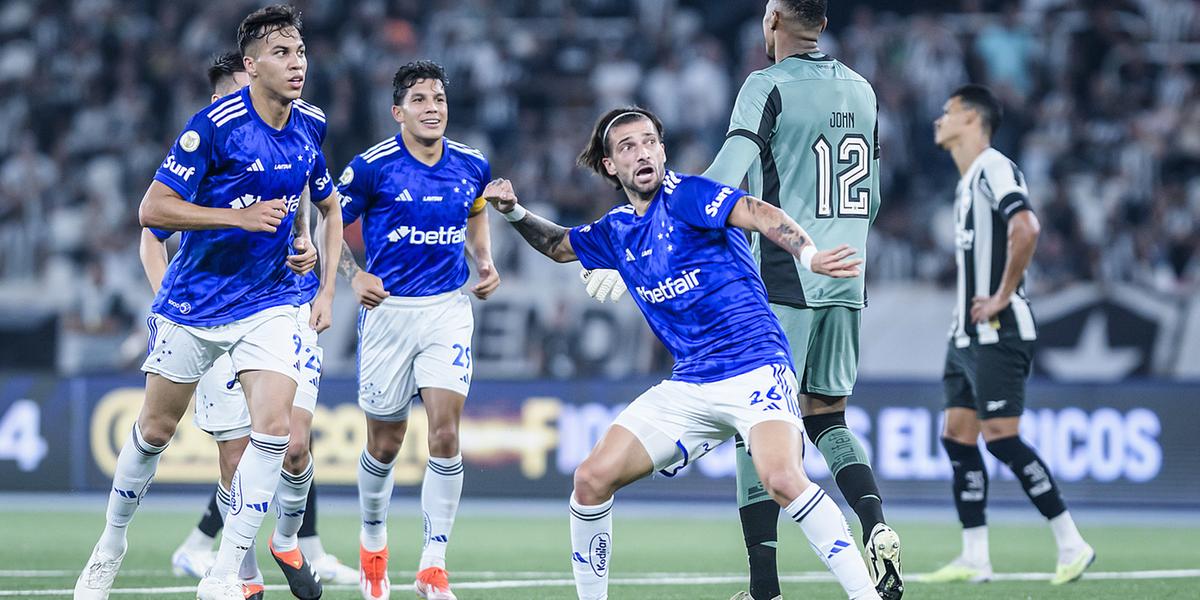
[338,135,490,297]
[151,87,333,326]
[569,171,793,383]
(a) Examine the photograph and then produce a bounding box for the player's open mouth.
[421,119,441,127]
[635,166,655,178]
[288,76,304,89]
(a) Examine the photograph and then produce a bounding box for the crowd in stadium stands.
[0,0,1196,339]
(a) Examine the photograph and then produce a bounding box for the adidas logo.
[395,189,414,202]
[625,248,637,262]
[827,539,851,559]
[245,158,266,172]
[247,501,269,513]
[986,399,1008,412]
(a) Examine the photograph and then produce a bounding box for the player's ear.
[602,157,617,176]
[819,16,828,34]
[391,105,404,125]
[242,55,256,78]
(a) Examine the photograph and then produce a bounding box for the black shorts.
[942,337,1034,419]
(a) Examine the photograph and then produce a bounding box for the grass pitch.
[2,500,1197,599]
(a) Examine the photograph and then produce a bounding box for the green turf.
[3,507,1197,599]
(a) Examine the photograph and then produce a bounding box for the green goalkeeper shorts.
[771,303,861,397]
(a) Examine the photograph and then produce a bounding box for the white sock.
[419,454,464,570]
[569,493,612,600]
[182,527,215,552]
[99,423,166,558]
[785,485,876,599]
[962,525,990,566]
[213,483,261,581]
[358,450,396,552]
[1049,512,1086,562]
[215,483,231,522]
[211,432,288,579]
[273,455,314,552]
[298,536,326,562]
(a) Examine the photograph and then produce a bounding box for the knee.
[427,423,460,457]
[136,416,177,447]
[760,466,809,504]
[980,421,1018,443]
[284,438,310,473]
[573,460,619,505]
[368,435,403,465]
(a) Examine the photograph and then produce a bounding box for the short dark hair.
[392,60,448,105]
[577,107,665,189]
[237,4,303,56]
[207,51,245,93]
[951,83,1003,135]
[779,0,827,29]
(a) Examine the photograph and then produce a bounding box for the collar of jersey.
[242,86,299,137]
[787,52,834,62]
[394,132,450,170]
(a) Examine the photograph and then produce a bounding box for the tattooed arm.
[727,195,862,278]
[482,178,577,263]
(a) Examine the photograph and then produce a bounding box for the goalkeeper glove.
[579,268,627,303]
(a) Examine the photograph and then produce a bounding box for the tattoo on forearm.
[337,239,362,279]
[765,220,811,259]
[513,212,570,261]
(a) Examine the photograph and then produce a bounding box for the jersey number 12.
[812,134,871,219]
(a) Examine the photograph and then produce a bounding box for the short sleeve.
[568,217,617,270]
[980,155,1032,221]
[667,175,747,230]
[308,151,333,203]
[152,113,216,202]
[469,157,492,217]
[337,156,372,225]
[149,227,173,241]
[725,72,780,153]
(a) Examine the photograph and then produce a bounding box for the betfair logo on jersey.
[160,154,196,181]
[386,225,467,245]
[229,193,301,213]
[635,268,702,304]
[704,187,736,218]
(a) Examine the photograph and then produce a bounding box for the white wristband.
[799,245,817,272]
[503,204,528,222]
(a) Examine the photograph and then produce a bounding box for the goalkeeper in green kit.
[578,2,900,598]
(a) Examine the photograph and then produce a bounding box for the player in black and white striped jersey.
[925,84,1094,587]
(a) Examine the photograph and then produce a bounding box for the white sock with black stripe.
[419,454,464,570]
[785,485,877,599]
[214,482,261,582]
[358,450,396,552]
[210,431,288,580]
[273,455,314,552]
[569,493,613,600]
[98,423,167,558]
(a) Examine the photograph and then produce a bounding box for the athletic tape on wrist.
[503,204,528,222]
[800,245,817,272]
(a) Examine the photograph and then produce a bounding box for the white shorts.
[614,364,804,477]
[357,292,473,421]
[191,304,322,438]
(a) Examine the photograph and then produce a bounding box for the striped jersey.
[951,147,1037,347]
[337,134,490,297]
[151,87,332,326]
[727,52,880,309]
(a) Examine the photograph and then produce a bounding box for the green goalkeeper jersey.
[726,52,880,309]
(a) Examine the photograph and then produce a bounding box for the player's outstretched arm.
[466,207,501,300]
[971,210,1040,323]
[483,178,577,263]
[328,223,390,309]
[727,195,862,279]
[286,186,318,276]
[139,180,288,233]
[138,228,169,294]
[308,191,343,332]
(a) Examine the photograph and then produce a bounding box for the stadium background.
[0,0,1198,573]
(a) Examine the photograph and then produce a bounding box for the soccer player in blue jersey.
[75,6,343,600]
[334,60,498,600]
[483,106,881,600]
[143,50,357,595]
